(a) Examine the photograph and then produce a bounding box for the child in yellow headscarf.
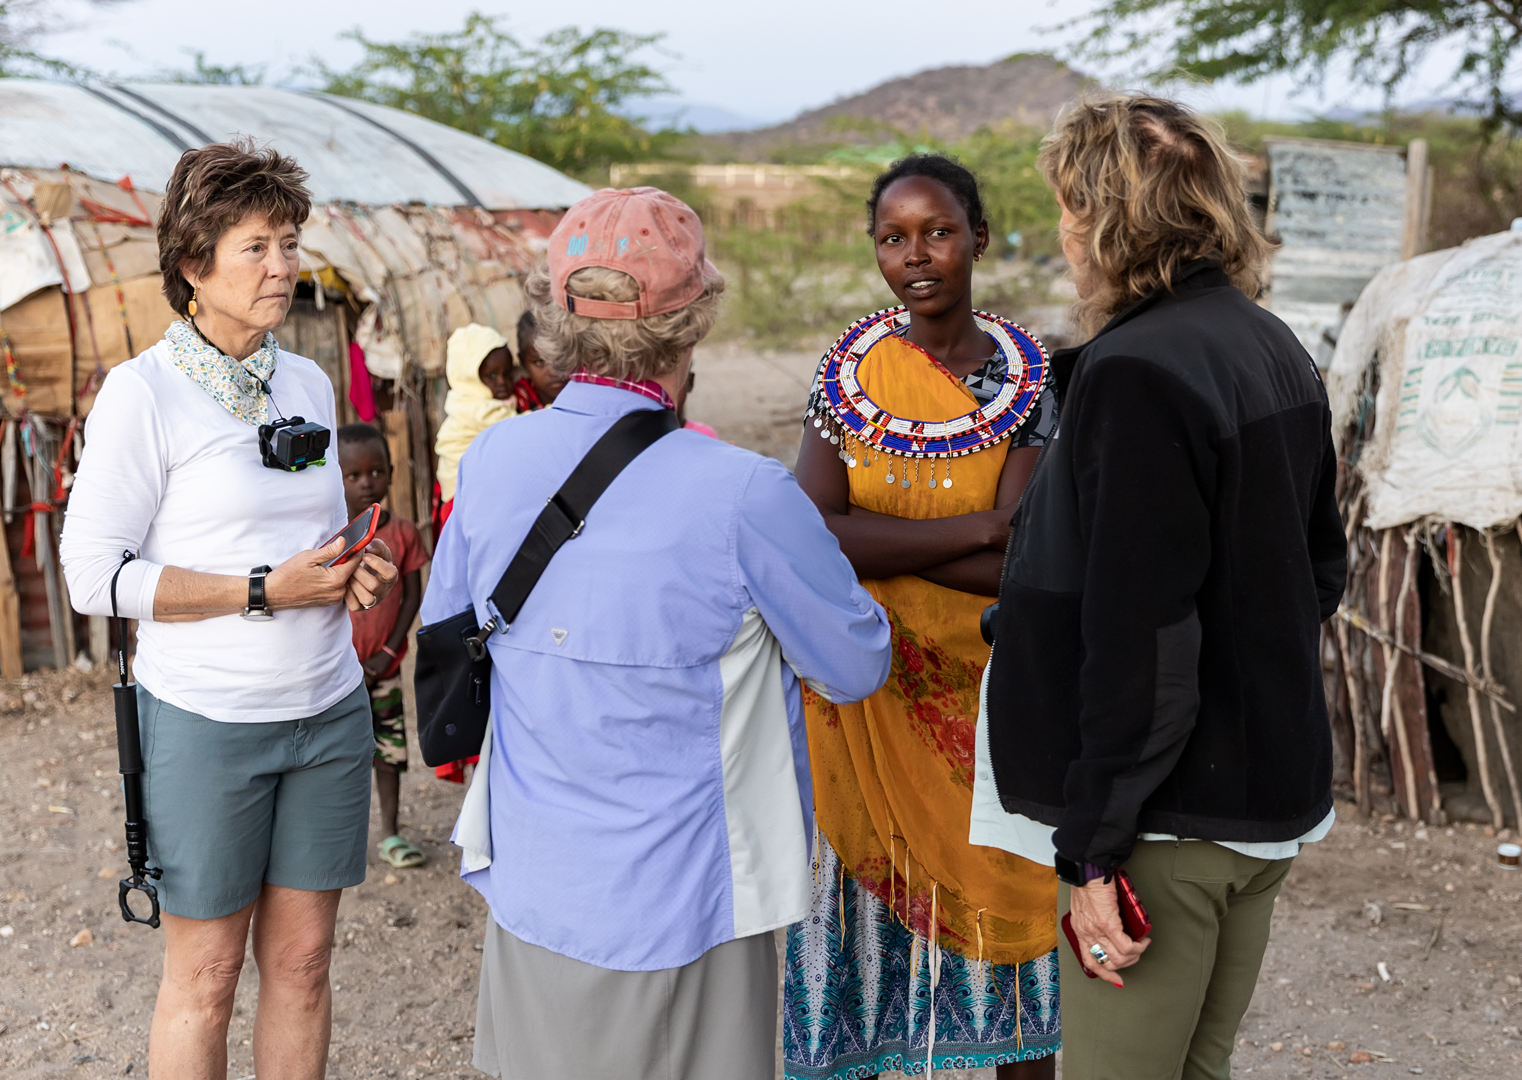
[435,323,515,527]
[431,323,517,786]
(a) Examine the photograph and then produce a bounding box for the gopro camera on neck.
[259,416,330,472]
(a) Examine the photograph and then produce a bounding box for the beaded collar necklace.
[805,306,1049,490]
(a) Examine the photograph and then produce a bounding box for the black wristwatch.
[1055,854,1112,888]
[242,565,274,621]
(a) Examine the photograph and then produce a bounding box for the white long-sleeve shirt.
[61,339,362,723]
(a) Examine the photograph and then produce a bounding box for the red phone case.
[322,503,381,567]
[1061,912,1099,979]
[1062,869,1153,980]
[1115,868,1152,940]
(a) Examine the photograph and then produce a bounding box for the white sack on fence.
[0,213,91,311]
[1328,230,1522,530]
[355,303,405,380]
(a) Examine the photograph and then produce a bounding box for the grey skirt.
[474,917,778,1080]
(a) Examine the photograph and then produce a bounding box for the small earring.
[975,253,982,262]
[188,287,198,317]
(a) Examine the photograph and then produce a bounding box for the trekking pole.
[111,552,160,928]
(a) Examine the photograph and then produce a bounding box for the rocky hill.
[697,54,1090,158]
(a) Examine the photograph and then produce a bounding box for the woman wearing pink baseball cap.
[422,187,891,1080]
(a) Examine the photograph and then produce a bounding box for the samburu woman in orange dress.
[784,154,1060,1080]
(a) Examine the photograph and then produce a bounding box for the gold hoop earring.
[188,287,198,318]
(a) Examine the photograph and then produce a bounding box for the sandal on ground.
[378,834,426,869]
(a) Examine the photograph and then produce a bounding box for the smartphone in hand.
[1062,868,1152,980]
[1115,868,1152,940]
[321,504,381,568]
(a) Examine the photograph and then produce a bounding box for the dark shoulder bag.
[414,407,680,767]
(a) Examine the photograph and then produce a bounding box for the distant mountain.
[625,99,779,134]
[695,54,1090,158]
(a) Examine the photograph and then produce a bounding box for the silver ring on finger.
[1089,942,1110,966]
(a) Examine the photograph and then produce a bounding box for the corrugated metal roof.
[0,79,592,210]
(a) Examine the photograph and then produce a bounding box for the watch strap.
[1055,854,1113,887]
[244,565,274,619]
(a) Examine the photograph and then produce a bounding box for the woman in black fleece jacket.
[983,93,1345,1079]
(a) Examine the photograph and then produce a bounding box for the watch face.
[1054,855,1084,886]
[241,609,274,621]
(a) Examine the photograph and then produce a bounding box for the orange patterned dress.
[784,309,1060,1079]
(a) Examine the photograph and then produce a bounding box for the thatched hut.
[1326,228,1522,829]
[0,80,591,672]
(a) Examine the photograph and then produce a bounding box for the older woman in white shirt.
[61,141,397,1080]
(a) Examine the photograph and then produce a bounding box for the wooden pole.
[88,616,108,671]
[29,443,67,671]
[1401,139,1430,261]
[336,301,356,428]
[1377,530,1396,740]
[382,409,413,520]
[1481,529,1522,828]
[0,507,23,681]
[1338,502,1372,814]
[1451,526,1505,828]
[1379,528,1423,819]
[1336,617,1370,815]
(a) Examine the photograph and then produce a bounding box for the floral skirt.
[783,836,1060,1079]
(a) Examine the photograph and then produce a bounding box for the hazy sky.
[44,0,1461,125]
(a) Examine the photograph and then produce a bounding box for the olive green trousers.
[1058,840,1294,1080]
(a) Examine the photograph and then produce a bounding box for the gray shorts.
[473,918,777,1080]
[137,681,372,920]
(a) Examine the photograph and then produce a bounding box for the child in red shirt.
[338,424,431,869]
[510,310,566,412]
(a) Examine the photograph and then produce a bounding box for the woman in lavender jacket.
[426,186,892,1080]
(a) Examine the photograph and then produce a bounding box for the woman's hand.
[1069,877,1151,988]
[150,537,399,620]
[342,538,398,613]
[264,536,370,611]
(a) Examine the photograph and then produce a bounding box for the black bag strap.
[475,407,679,642]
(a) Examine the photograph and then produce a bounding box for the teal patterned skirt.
[783,836,1060,1079]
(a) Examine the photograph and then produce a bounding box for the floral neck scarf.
[164,320,279,426]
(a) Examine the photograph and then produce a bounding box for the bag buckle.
[546,494,586,540]
[464,615,499,662]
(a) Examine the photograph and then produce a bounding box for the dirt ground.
[3,343,1522,1079]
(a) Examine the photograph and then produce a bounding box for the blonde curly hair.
[522,261,725,383]
[1039,91,1272,338]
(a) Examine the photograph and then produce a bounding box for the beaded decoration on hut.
[805,306,1050,490]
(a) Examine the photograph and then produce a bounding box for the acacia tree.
[0,0,131,75]
[1073,0,1522,129]
[315,12,682,177]
[165,49,265,86]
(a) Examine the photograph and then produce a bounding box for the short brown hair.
[1039,92,1272,337]
[522,261,725,382]
[158,140,312,317]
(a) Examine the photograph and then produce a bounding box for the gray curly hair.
[522,261,725,382]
